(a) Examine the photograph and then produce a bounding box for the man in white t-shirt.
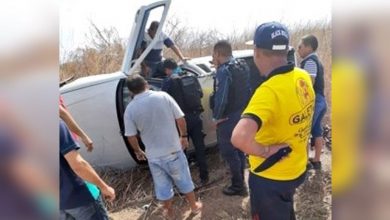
[123,74,202,218]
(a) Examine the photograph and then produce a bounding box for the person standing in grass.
[298,34,327,170]
[232,22,315,220]
[123,74,202,218]
[210,40,251,197]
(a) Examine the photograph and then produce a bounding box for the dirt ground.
[105,146,331,220]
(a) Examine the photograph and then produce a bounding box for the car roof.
[190,47,294,64]
[188,49,254,73]
[190,49,254,64]
[233,49,254,58]
[189,56,212,65]
[60,71,125,94]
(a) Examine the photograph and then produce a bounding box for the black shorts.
[249,171,306,220]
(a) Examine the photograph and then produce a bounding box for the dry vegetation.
[60,18,331,122]
[61,18,332,220]
[60,22,125,80]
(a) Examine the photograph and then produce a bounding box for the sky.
[60,0,331,57]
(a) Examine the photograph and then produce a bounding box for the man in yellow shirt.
[232,22,315,220]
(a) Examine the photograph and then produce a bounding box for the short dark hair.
[213,40,232,57]
[163,58,178,70]
[126,74,147,94]
[301,34,318,51]
[258,48,289,57]
[148,21,159,33]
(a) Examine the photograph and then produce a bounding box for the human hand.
[81,135,93,152]
[101,185,116,203]
[213,118,228,128]
[135,149,147,161]
[181,137,189,150]
[181,57,190,62]
[260,144,290,158]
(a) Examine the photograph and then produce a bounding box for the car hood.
[60,71,126,94]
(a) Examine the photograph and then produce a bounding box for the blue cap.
[254,22,289,51]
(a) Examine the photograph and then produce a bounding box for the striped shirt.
[302,53,318,77]
[300,53,325,96]
[143,32,174,63]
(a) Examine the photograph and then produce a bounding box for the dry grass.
[106,147,331,220]
[60,20,331,121]
[60,22,125,80]
[98,165,155,213]
[295,171,332,220]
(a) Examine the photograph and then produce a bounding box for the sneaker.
[222,186,248,196]
[308,158,322,170]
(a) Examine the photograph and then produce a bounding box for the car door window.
[121,0,171,76]
[196,64,212,73]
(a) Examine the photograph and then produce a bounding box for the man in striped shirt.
[298,34,327,170]
[141,21,187,77]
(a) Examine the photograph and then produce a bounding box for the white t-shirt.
[143,32,174,62]
[124,90,184,159]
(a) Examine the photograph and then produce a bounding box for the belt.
[185,110,201,115]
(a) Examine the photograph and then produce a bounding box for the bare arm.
[10,157,59,205]
[64,150,115,202]
[232,118,285,158]
[127,136,146,161]
[176,117,187,137]
[176,117,189,149]
[170,45,187,61]
[59,105,93,152]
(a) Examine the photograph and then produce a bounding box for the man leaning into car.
[123,74,202,218]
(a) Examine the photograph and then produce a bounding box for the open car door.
[121,0,171,76]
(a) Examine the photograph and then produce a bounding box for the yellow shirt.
[332,59,365,195]
[243,66,315,180]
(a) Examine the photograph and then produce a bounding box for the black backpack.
[209,58,251,112]
[169,75,204,113]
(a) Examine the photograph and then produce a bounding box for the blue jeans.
[217,111,246,190]
[311,94,327,138]
[60,196,109,220]
[148,151,195,201]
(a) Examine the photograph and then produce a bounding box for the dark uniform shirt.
[212,57,251,120]
[60,120,94,210]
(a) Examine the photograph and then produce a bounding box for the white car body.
[61,0,218,169]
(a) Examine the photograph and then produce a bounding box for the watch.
[181,135,188,138]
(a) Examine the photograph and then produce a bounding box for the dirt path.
[107,147,331,220]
